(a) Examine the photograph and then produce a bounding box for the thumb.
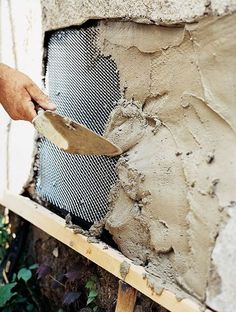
[26,82,56,111]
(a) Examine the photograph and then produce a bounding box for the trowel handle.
[32,101,45,124]
[33,101,45,114]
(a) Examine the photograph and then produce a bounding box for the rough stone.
[41,0,236,30]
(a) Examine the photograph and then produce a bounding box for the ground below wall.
[23,220,170,312]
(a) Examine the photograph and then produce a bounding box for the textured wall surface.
[0,1,236,311]
[206,208,236,311]
[41,0,236,30]
[100,15,236,310]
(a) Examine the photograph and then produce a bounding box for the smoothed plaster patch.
[102,14,236,310]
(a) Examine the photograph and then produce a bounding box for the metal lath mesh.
[36,25,121,222]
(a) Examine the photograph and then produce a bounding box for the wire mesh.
[36,24,121,222]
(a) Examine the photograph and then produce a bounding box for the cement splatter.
[120,261,131,280]
[104,98,147,153]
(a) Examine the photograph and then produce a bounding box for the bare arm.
[0,63,56,121]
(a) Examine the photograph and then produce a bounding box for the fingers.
[10,88,37,122]
[4,101,36,122]
[14,88,37,122]
[23,100,37,122]
[26,82,56,111]
[0,64,56,122]
[12,97,37,122]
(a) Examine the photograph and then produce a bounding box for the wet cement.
[99,14,236,304]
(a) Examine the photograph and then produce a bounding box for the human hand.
[0,63,56,122]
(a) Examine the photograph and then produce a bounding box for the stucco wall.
[1,1,236,311]
[41,0,236,30]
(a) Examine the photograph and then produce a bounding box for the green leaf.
[89,289,98,298]
[11,274,16,282]
[85,275,97,290]
[85,280,93,289]
[93,307,98,312]
[17,268,32,282]
[0,283,17,307]
[87,289,98,305]
[86,296,95,305]
[29,264,39,270]
[11,295,27,304]
[26,303,35,311]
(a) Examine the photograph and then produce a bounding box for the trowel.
[32,110,122,156]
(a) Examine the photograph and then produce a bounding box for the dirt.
[29,225,169,312]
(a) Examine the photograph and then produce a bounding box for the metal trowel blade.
[32,111,122,156]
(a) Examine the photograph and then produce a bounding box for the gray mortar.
[100,14,236,311]
[104,99,147,153]
[120,260,131,280]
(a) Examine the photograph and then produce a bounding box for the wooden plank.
[1,191,213,312]
[115,280,137,312]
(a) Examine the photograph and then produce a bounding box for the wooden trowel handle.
[32,102,47,124]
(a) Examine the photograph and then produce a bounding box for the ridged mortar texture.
[102,14,236,310]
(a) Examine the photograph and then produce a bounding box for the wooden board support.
[115,281,137,312]
[1,191,213,312]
